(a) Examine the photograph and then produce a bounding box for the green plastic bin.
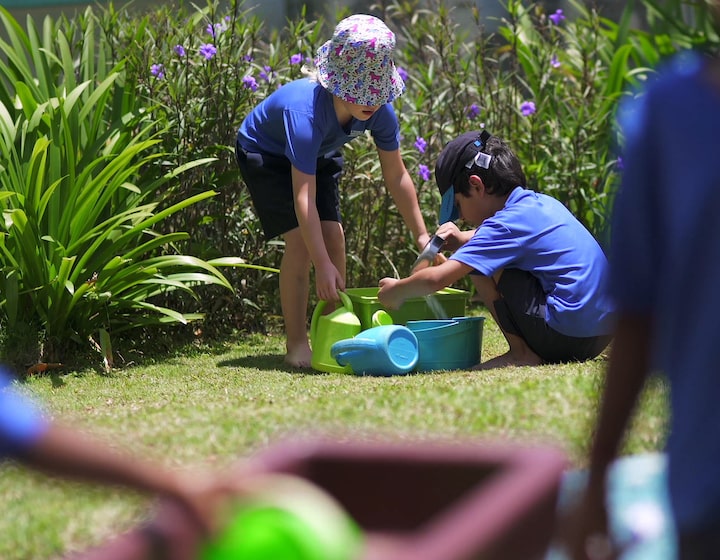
[344,287,468,330]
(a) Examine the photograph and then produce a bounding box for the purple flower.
[396,66,409,82]
[551,55,561,68]
[173,44,186,57]
[418,164,431,182]
[290,53,303,65]
[414,136,427,154]
[206,21,228,38]
[466,103,481,119]
[520,101,536,116]
[549,9,566,25]
[243,54,254,62]
[242,75,258,92]
[150,63,165,79]
[259,65,273,82]
[617,156,624,170]
[199,43,217,60]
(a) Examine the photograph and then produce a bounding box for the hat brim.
[439,186,459,223]
[314,40,405,106]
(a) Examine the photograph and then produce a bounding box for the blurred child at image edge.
[378,131,614,370]
[0,367,250,560]
[235,14,433,368]
[562,6,720,558]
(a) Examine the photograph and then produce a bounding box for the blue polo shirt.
[0,371,48,458]
[237,78,401,174]
[450,186,614,338]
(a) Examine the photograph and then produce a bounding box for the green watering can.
[310,291,361,373]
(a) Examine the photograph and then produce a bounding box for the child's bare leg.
[280,229,312,367]
[471,273,542,370]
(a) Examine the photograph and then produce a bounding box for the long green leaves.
[0,7,250,365]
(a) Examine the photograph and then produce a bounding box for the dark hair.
[454,136,526,197]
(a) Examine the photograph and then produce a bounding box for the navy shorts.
[678,523,720,559]
[493,269,610,363]
[236,142,343,240]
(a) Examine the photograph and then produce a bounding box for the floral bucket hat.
[315,14,406,106]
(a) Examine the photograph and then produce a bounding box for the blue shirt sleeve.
[0,371,49,458]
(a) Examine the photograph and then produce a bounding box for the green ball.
[202,475,363,560]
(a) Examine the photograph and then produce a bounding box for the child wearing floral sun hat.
[236,14,433,369]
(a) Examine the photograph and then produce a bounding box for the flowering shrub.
[97,0,720,332]
[3,0,717,346]
[0,5,253,365]
[95,3,308,333]
[384,0,717,256]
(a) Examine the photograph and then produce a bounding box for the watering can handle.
[310,291,355,341]
[330,338,377,366]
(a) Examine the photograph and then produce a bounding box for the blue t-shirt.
[450,186,614,338]
[610,51,720,533]
[0,371,48,458]
[237,78,401,175]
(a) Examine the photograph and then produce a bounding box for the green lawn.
[0,305,669,559]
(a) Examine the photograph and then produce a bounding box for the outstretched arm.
[377,147,431,252]
[291,165,344,301]
[19,423,246,536]
[379,259,470,309]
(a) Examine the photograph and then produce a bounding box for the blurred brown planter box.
[251,438,568,560]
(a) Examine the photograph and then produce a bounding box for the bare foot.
[284,344,312,368]
[472,350,543,371]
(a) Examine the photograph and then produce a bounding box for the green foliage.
[97,0,318,332]
[0,7,245,365]
[94,0,720,332]
[381,0,709,249]
[2,0,718,349]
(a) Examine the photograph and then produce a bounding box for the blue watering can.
[330,325,419,376]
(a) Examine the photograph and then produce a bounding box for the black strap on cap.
[451,130,492,186]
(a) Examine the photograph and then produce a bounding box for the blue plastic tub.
[406,316,484,372]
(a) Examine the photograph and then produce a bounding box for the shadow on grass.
[217,354,332,376]
[49,371,66,388]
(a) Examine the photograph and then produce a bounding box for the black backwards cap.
[435,130,492,223]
